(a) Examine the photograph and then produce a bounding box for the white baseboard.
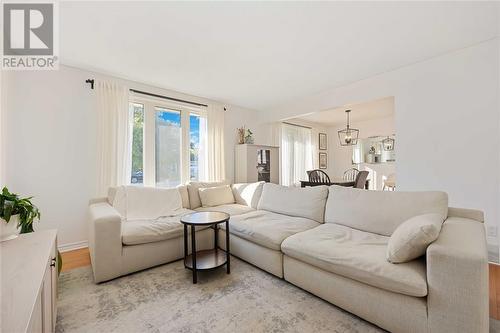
[58,240,88,253]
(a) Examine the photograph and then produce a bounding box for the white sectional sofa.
[88,181,488,333]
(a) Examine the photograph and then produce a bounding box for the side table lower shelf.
[184,249,228,270]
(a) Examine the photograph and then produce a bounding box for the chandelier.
[338,110,359,146]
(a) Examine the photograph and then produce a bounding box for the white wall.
[224,105,263,182]
[259,39,500,246]
[1,65,257,249]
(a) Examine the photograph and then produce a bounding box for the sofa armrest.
[88,202,123,283]
[426,217,488,333]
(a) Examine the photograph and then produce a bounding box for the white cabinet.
[1,230,58,333]
[235,144,280,184]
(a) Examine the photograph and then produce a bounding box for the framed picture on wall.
[319,152,327,169]
[319,133,327,150]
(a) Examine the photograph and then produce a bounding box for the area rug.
[56,257,384,333]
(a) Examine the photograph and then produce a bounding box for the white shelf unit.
[234,144,280,184]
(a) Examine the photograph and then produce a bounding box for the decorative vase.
[0,215,20,242]
[237,127,245,144]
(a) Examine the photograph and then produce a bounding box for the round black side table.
[180,211,230,284]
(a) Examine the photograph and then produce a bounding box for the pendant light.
[338,110,359,146]
[382,136,395,151]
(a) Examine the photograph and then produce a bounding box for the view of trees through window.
[131,103,144,184]
[190,114,200,181]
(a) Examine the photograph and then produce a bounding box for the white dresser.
[234,144,280,184]
[1,230,58,333]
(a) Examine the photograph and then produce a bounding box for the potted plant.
[244,128,254,144]
[0,187,40,241]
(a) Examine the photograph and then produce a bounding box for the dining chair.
[383,173,396,191]
[354,171,369,189]
[307,169,331,184]
[343,168,360,181]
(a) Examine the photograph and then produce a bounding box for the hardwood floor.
[59,247,500,319]
[60,247,91,272]
[490,263,500,319]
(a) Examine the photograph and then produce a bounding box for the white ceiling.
[291,96,394,127]
[60,2,498,111]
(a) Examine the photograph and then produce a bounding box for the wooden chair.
[354,171,369,189]
[307,169,331,184]
[343,168,359,181]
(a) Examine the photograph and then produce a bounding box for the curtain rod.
[85,79,208,108]
[282,121,312,129]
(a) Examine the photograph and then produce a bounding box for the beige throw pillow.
[198,185,235,207]
[187,180,231,209]
[387,213,444,263]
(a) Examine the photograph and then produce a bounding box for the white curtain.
[311,127,319,169]
[207,103,226,181]
[95,81,131,196]
[198,116,208,181]
[281,123,313,186]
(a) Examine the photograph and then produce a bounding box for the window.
[129,97,207,187]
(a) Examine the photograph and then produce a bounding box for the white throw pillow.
[386,213,444,263]
[232,182,265,209]
[198,185,235,207]
[187,180,231,209]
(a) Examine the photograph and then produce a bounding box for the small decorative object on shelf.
[0,187,40,241]
[237,127,246,144]
[319,133,327,150]
[244,128,254,144]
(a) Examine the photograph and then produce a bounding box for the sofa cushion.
[111,186,127,217]
[325,185,448,236]
[257,183,328,222]
[125,186,183,220]
[176,185,190,209]
[281,223,428,297]
[122,212,194,245]
[222,210,319,251]
[387,213,444,263]
[195,204,254,216]
[187,180,231,209]
[198,185,235,207]
[232,182,264,209]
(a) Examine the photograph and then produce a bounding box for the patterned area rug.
[56,257,385,333]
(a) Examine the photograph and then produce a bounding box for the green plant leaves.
[0,187,40,233]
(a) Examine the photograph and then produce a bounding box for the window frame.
[130,94,207,187]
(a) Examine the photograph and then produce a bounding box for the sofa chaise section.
[282,185,488,333]
[282,223,428,297]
